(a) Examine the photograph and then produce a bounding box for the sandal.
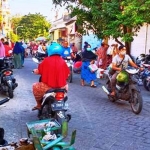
[32,106,41,111]
[108,92,116,97]
[90,85,97,88]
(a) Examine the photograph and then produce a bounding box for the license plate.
[51,102,68,111]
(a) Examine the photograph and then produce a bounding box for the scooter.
[63,56,73,83]
[0,57,18,98]
[102,67,143,114]
[32,58,71,130]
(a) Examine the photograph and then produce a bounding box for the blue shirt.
[61,47,71,58]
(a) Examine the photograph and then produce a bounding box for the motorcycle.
[0,57,18,98]
[102,67,143,114]
[136,53,150,65]
[32,58,71,130]
[133,63,150,86]
[63,56,73,83]
[142,64,150,91]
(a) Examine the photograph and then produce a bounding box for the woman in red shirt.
[4,42,12,57]
[32,43,70,110]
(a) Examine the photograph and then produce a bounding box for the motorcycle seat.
[45,88,67,94]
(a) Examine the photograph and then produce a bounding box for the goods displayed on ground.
[26,118,76,150]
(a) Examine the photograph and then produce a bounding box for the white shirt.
[38,45,45,54]
[112,54,132,70]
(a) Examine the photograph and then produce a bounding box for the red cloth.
[38,55,70,88]
[4,45,12,57]
[74,61,82,68]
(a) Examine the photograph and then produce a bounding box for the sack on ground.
[88,64,98,72]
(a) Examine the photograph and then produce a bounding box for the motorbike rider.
[32,43,70,110]
[37,42,47,58]
[110,45,140,97]
[61,41,72,59]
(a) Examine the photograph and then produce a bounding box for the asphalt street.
[0,57,150,150]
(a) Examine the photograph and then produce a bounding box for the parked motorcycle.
[102,67,143,114]
[4,56,14,69]
[133,63,150,86]
[32,58,71,130]
[142,64,150,91]
[0,57,18,98]
[136,53,150,65]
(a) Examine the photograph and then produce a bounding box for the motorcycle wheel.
[38,103,51,120]
[68,66,73,83]
[143,78,150,91]
[8,88,14,98]
[130,90,143,114]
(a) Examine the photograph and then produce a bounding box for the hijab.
[0,41,5,57]
[13,42,24,54]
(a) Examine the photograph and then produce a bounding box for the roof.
[49,24,66,32]
[65,16,77,25]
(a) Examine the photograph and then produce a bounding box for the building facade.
[0,0,11,38]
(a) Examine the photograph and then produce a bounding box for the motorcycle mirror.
[32,57,40,64]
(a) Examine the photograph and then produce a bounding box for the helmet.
[116,71,129,84]
[48,43,63,56]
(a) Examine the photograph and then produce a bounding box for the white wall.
[131,24,150,58]
[82,34,102,50]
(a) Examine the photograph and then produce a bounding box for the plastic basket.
[26,119,61,133]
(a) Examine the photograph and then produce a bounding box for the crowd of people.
[0,38,140,108]
[0,38,28,69]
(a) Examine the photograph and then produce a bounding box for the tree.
[9,31,18,42]
[11,13,51,41]
[53,0,150,54]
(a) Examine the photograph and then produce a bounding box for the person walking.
[81,44,97,87]
[13,42,23,69]
[0,41,5,57]
[4,41,12,57]
[96,42,109,70]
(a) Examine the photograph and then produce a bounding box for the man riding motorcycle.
[61,41,72,58]
[32,43,70,110]
[110,45,140,97]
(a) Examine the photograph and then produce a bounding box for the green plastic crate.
[26,119,61,134]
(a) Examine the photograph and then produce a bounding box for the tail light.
[3,71,12,76]
[55,92,65,101]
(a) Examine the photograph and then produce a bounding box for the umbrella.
[35,37,46,41]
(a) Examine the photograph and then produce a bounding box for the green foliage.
[9,31,18,42]
[11,13,51,41]
[53,0,150,52]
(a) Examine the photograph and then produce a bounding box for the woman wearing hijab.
[81,44,97,87]
[0,41,5,57]
[13,42,23,69]
[32,43,70,110]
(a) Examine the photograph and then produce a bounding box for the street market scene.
[0,0,150,150]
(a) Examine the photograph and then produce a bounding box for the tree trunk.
[125,41,131,55]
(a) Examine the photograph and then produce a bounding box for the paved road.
[0,58,150,150]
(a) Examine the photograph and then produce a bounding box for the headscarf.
[0,41,5,57]
[38,55,70,88]
[13,42,24,54]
